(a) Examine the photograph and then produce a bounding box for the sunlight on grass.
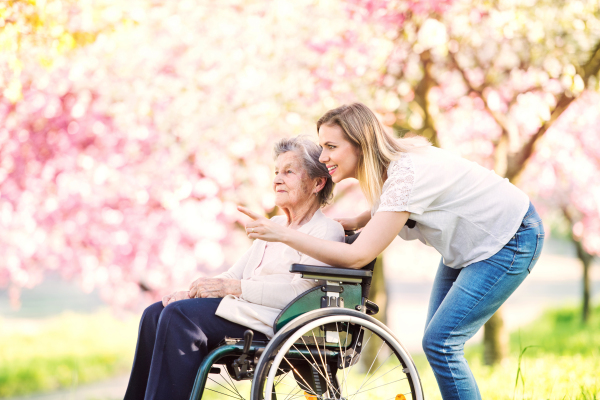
[413,303,600,400]
[0,310,138,398]
[1,303,598,399]
[413,352,599,400]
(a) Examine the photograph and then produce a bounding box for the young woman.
[239,103,545,399]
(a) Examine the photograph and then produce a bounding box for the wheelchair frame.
[188,232,424,400]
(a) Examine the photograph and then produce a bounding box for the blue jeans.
[423,202,544,399]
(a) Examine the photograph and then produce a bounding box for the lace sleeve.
[377,154,415,212]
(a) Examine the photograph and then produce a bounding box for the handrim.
[260,313,424,400]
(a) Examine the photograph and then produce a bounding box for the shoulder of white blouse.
[303,215,343,240]
[389,153,413,175]
[379,153,415,209]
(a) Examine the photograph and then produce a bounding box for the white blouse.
[213,209,345,337]
[373,145,529,269]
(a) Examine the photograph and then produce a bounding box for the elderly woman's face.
[273,151,316,209]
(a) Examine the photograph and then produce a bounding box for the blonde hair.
[317,103,430,207]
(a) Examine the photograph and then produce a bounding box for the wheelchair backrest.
[344,232,376,299]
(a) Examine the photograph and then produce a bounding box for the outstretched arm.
[334,209,372,231]
[239,206,409,269]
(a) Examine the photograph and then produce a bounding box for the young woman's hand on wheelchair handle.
[333,217,359,231]
[189,278,242,298]
[333,210,372,231]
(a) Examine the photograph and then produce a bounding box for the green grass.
[1,304,598,399]
[0,310,138,398]
[413,303,600,400]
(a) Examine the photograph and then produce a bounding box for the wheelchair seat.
[189,229,424,400]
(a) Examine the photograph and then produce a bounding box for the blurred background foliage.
[1,0,599,398]
[0,311,137,397]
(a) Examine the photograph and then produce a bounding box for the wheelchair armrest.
[290,264,372,283]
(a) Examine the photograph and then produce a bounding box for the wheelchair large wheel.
[251,309,424,400]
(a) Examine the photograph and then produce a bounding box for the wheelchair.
[188,231,424,400]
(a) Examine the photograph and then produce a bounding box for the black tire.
[250,309,424,400]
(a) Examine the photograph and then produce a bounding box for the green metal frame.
[274,283,362,332]
[189,282,367,399]
[188,343,342,400]
[189,344,246,400]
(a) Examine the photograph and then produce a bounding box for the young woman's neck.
[282,200,321,229]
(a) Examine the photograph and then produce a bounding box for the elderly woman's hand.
[189,277,242,298]
[238,206,290,242]
[162,290,191,307]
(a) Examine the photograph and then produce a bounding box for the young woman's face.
[318,124,361,183]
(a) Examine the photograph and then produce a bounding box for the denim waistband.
[520,202,543,229]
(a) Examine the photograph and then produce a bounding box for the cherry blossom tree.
[354,0,600,363]
[2,0,598,370]
[521,91,600,323]
[0,0,392,309]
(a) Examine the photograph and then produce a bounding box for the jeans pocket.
[527,233,545,273]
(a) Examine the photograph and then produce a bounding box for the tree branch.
[507,40,600,181]
[507,85,545,109]
[505,93,572,180]
[450,39,600,182]
[448,52,515,144]
[583,40,600,79]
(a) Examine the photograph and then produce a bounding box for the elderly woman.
[124,136,344,400]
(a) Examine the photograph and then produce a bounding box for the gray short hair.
[273,136,334,207]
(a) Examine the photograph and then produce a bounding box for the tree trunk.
[360,256,388,370]
[369,256,388,325]
[413,50,439,147]
[573,239,593,323]
[483,306,508,365]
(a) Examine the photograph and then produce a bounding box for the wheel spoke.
[301,334,327,385]
[275,368,291,386]
[311,330,342,398]
[350,339,387,400]
[221,368,245,399]
[205,386,247,399]
[335,322,349,398]
[360,363,401,392]
[313,330,330,394]
[207,376,245,399]
[258,315,422,400]
[272,367,304,400]
[291,343,342,398]
[351,378,409,396]
[282,356,319,397]
[318,326,340,399]
[282,382,303,400]
[359,351,394,388]
[346,328,373,380]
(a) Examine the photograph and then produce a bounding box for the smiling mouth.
[327,165,338,174]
